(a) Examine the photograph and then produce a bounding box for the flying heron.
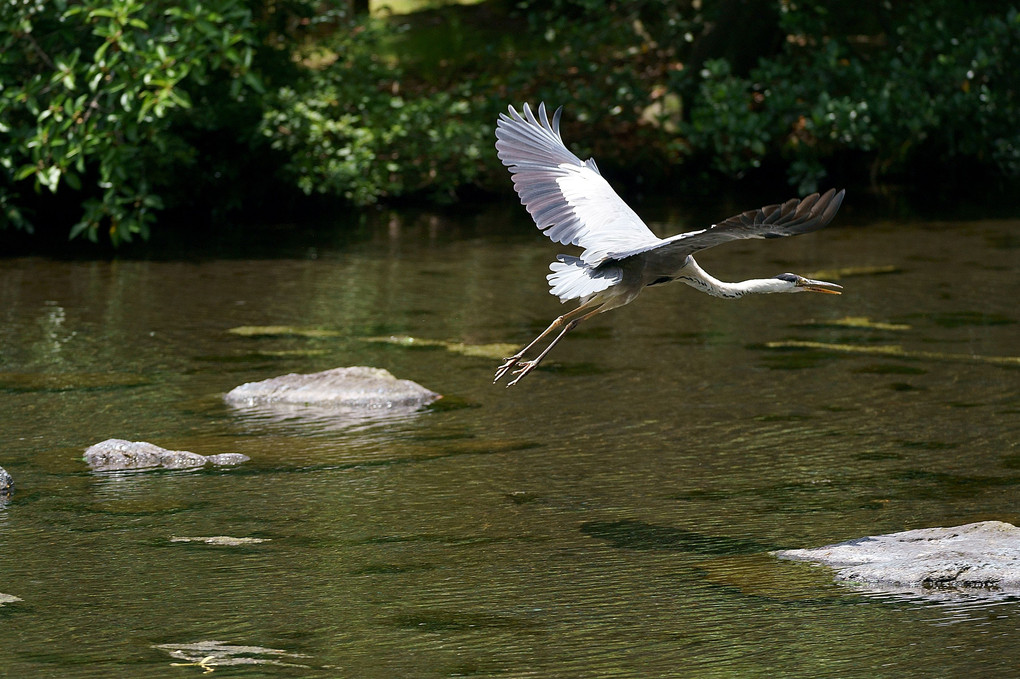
[494,102,845,387]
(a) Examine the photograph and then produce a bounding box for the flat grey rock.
[224,366,440,409]
[83,439,249,472]
[775,521,1020,590]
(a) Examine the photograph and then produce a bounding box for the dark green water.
[0,202,1018,677]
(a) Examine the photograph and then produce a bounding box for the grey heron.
[494,102,845,387]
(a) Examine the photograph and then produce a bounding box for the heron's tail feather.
[547,255,621,303]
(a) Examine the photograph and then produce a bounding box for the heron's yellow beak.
[798,277,843,295]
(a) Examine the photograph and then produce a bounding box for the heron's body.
[494,103,846,386]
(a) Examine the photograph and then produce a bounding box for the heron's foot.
[493,354,524,383]
[506,360,540,387]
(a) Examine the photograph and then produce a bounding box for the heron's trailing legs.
[493,302,590,383]
[504,316,582,386]
[494,301,606,387]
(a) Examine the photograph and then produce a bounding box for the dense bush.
[2,0,1017,246]
[680,2,1020,192]
[500,0,694,166]
[259,20,490,206]
[0,0,260,243]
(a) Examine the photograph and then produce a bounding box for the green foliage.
[259,20,490,205]
[2,0,1017,246]
[490,0,695,175]
[0,0,259,243]
[682,59,772,179]
[681,2,1020,192]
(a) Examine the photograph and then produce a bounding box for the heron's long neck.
[677,258,785,299]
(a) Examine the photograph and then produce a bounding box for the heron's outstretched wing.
[613,189,845,263]
[496,103,662,265]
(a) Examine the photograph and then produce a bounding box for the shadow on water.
[581,519,773,554]
[889,470,1020,499]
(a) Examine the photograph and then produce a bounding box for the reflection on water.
[857,589,1020,628]
[225,400,435,435]
[0,203,1018,677]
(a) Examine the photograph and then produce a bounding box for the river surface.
[0,197,1018,677]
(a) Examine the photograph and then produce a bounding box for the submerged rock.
[0,371,149,392]
[170,536,270,546]
[154,640,310,670]
[764,340,1020,367]
[775,521,1020,591]
[204,453,251,466]
[226,325,344,339]
[83,439,250,472]
[224,366,440,409]
[0,466,12,498]
[361,335,520,360]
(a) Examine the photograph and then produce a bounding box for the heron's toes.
[506,360,539,387]
[493,355,523,383]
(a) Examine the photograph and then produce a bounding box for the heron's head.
[774,273,843,295]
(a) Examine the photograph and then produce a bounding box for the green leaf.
[14,164,38,181]
[69,219,91,241]
[94,39,111,62]
[137,96,155,122]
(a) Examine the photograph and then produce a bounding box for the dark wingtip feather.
[815,188,845,227]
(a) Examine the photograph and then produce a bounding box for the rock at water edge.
[775,521,1020,590]
[83,439,249,472]
[0,466,12,497]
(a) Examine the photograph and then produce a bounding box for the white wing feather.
[495,103,661,265]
